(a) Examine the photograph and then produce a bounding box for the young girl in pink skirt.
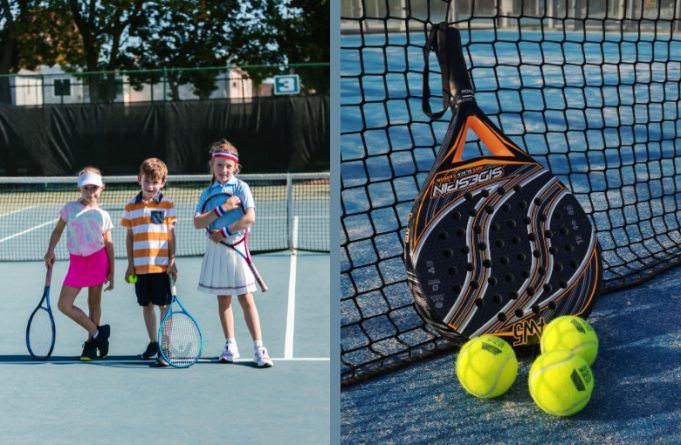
[44,166,114,360]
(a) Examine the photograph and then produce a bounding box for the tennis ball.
[127,274,138,284]
[541,315,598,365]
[455,335,518,399]
[529,350,594,416]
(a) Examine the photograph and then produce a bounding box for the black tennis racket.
[26,267,56,360]
[404,23,602,348]
[158,275,203,368]
[202,192,269,292]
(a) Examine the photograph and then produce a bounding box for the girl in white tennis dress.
[194,139,273,368]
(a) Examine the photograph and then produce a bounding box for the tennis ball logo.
[540,315,598,365]
[528,350,594,416]
[456,335,517,399]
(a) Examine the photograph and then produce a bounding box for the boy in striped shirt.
[121,158,177,365]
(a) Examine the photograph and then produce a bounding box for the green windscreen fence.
[341,0,681,385]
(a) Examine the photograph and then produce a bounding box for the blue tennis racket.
[202,192,269,292]
[26,268,56,360]
[158,276,204,368]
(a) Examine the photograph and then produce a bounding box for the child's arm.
[226,207,255,233]
[193,196,241,229]
[44,218,66,268]
[124,228,135,282]
[167,225,177,278]
[208,208,255,243]
[104,230,115,291]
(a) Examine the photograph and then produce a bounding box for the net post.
[286,172,293,252]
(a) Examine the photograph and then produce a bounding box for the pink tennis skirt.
[64,248,109,288]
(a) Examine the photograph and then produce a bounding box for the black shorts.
[135,273,172,306]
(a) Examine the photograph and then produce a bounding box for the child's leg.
[159,304,170,320]
[87,285,103,337]
[217,295,235,339]
[143,304,157,342]
[58,285,97,337]
[237,292,263,342]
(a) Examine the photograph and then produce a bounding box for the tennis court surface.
[0,172,330,444]
[342,266,681,444]
[0,254,329,444]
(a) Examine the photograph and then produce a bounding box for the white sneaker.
[254,347,273,368]
[218,342,240,363]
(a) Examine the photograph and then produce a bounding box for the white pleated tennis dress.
[195,177,257,295]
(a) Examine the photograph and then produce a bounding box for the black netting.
[341,0,681,386]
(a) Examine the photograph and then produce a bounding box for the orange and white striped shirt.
[120,192,176,274]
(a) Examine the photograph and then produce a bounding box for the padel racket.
[404,23,602,348]
[202,192,269,292]
[26,267,56,360]
[158,276,203,368]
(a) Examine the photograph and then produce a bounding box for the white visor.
[78,172,103,188]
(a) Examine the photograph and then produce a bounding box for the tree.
[0,0,82,103]
[242,0,330,95]
[124,0,286,100]
[59,0,149,103]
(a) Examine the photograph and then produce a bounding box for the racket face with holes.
[404,24,602,348]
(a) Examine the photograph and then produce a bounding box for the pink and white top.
[59,201,113,256]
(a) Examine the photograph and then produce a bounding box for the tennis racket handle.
[436,25,474,101]
[251,267,269,292]
[45,267,53,287]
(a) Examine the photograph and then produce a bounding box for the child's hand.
[168,258,177,278]
[105,271,114,291]
[125,265,135,283]
[220,196,241,212]
[208,229,225,243]
[44,251,55,269]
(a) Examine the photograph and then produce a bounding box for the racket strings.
[27,308,55,358]
[160,312,202,365]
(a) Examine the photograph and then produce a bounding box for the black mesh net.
[341,0,681,386]
[0,173,329,261]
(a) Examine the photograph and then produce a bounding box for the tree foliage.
[1,0,328,102]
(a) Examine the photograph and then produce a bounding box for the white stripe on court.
[0,218,58,243]
[284,216,300,359]
[0,205,38,219]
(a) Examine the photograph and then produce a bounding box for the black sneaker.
[94,324,111,359]
[141,341,159,359]
[154,356,169,368]
[80,340,98,361]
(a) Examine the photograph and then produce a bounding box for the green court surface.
[0,253,329,445]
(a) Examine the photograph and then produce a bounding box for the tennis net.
[0,172,329,261]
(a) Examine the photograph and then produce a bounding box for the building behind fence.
[5,63,328,106]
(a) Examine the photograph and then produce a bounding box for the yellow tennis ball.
[541,315,598,365]
[455,335,518,399]
[529,350,594,416]
[127,274,138,284]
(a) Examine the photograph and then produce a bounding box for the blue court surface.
[342,265,681,444]
[0,253,329,445]
[341,27,681,444]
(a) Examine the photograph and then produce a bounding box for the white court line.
[284,216,300,359]
[0,218,58,243]
[0,205,38,219]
